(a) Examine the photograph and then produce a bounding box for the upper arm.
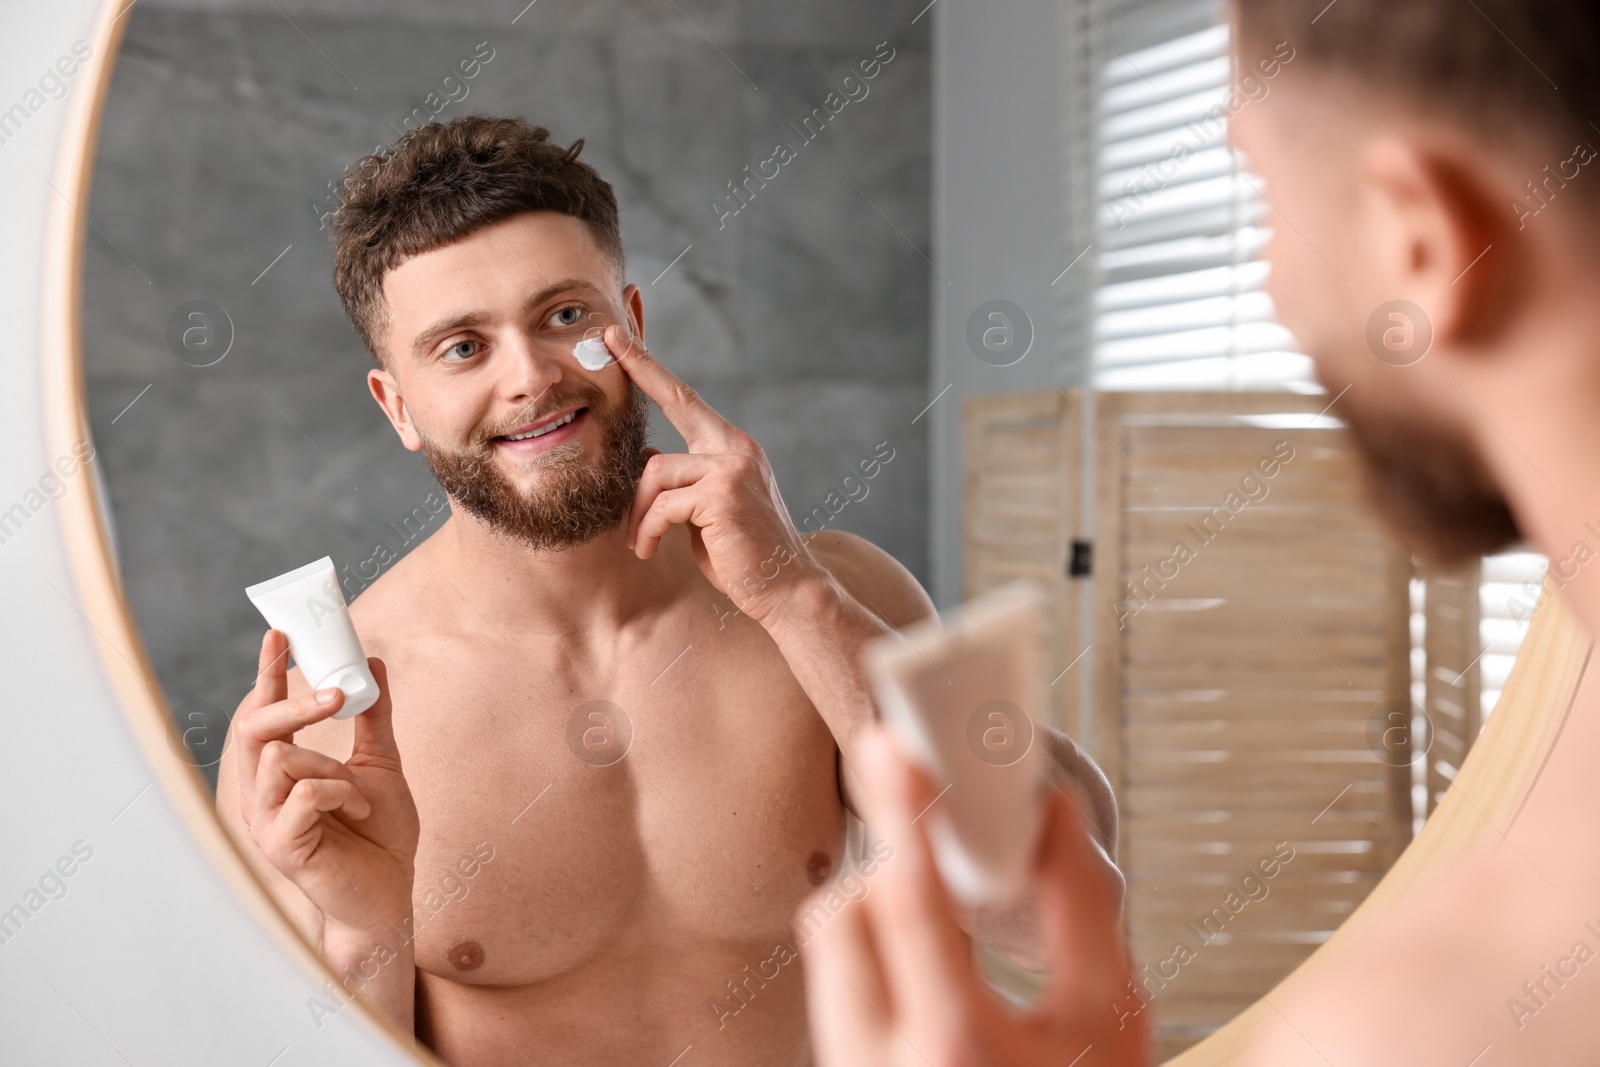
[805,529,937,631]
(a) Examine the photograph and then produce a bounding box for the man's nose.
[500,332,564,407]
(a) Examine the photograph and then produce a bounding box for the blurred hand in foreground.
[801,726,1151,1067]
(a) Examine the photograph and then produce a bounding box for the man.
[214,116,1120,1066]
[802,1,1600,1063]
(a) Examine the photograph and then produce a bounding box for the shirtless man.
[801,1,1600,1064]
[214,116,1120,1067]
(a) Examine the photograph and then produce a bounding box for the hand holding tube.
[229,629,421,1024]
[801,727,1149,1067]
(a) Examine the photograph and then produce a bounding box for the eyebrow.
[409,277,605,360]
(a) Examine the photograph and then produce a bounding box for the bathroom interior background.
[81,0,935,789]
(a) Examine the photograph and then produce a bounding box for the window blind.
[1476,551,1548,719]
[1087,0,1312,391]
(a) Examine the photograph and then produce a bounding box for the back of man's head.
[1237,1,1599,163]
[1220,1,1600,566]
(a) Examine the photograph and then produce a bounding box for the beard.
[417,381,651,552]
[1327,376,1522,567]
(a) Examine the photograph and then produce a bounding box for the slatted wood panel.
[1421,561,1484,813]
[961,391,1083,740]
[1167,583,1591,1065]
[1087,392,1412,1061]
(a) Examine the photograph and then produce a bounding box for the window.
[1477,552,1549,719]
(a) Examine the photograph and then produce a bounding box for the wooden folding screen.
[1088,392,1413,1058]
[962,390,1085,741]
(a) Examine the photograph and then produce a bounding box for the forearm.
[321,915,417,1035]
[763,573,886,769]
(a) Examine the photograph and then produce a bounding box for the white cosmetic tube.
[245,556,380,719]
[864,580,1047,905]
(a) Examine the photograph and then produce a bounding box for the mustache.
[476,383,608,445]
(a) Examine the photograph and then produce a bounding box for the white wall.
[928,0,1096,606]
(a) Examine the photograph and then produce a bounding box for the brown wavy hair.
[1235,0,1599,149]
[329,115,624,364]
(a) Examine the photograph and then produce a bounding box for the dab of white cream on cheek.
[573,336,613,370]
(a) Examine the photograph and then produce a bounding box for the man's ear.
[368,366,422,452]
[1358,137,1519,350]
[623,282,645,345]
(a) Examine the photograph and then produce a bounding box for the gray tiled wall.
[81,0,932,786]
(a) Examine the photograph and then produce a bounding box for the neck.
[1466,317,1600,638]
[426,507,693,638]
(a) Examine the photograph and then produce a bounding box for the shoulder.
[804,529,937,631]
[347,529,444,646]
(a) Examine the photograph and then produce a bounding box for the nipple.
[446,939,485,971]
[573,334,613,370]
[806,852,832,886]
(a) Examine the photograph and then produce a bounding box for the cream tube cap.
[319,664,379,719]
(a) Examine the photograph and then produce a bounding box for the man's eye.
[443,339,479,361]
[549,305,584,328]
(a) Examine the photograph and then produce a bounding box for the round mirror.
[12,0,1589,1063]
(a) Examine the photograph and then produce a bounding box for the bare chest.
[376,612,846,988]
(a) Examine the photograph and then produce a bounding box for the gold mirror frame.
[41,1,1592,1061]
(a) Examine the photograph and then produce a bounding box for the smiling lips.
[495,407,587,450]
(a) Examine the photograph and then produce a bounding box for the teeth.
[505,410,577,441]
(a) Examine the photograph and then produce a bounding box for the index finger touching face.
[604,324,732,452]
